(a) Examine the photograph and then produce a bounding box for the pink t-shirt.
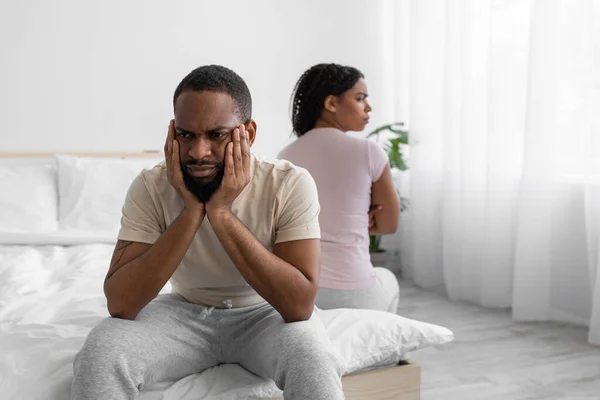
[278,127,388,289]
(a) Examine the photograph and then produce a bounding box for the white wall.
[0,0,404,157]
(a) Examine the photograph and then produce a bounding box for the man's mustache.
[182,161,221,167]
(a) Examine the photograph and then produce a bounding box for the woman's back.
[278,127,388,290]
[282,62,400,312]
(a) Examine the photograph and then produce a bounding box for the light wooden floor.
[396,278,600,400]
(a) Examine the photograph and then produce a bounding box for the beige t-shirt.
[118,154,321,308]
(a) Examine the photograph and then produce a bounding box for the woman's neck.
[314,118,346,132]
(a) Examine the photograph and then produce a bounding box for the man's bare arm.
[104,120,205,320]
[203,125,319,322]
[104,207,203,320]
[208,209,319,323]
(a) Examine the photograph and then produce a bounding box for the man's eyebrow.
[356,92,369,97]
[174,126,234,134]
[174,126,195,135]
[209,126,237,132]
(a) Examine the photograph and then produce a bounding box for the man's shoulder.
[133,162,169,194]
[250,155,317,207]
[254,154,296,172]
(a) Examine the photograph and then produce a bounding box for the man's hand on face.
[165,119,205,220]
[205,124,251,218]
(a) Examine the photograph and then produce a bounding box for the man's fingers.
[172,139,179,165]
[226,142,235,177]
[171,140,182,183]
[241,124,250,179]
[166,120,176,156]
[233,126,243,179]
[169,119,175,137]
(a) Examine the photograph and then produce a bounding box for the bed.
[0,153,452,400]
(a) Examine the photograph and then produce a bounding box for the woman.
[278,63,401,313]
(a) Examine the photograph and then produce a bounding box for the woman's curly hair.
[290,63,364,137]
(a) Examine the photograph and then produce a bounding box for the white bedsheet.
[0,244,453,400]
[0,244,281,400]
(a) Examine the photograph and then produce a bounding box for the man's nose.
[189,136,212,159]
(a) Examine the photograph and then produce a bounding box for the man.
[71,65,344,399]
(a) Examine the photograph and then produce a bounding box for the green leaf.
[369,234,383,253]
[365,122,410,172]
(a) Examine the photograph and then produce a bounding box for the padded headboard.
[0,151,165,245]
[0,152,163,165]
[0,152,162,158]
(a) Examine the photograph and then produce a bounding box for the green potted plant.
[366,122,409,266]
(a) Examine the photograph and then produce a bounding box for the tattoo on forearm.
[110,240,134,267]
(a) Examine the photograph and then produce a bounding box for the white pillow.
[318,307,454,374]
[56,155,163,236]
[0,163,58,233]
[0,231,117,245]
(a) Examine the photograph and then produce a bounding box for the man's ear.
[323,95,337,113]
[244,120,257,146]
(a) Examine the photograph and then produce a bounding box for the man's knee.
[74,318,137,374]
[277,319,340,369]
[270,318,343,398]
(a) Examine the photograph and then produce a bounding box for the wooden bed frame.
[341,363,421,400]
[260,362,421,400]
[1,152,423,400]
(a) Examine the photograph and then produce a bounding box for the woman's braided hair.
[290,63,364,137]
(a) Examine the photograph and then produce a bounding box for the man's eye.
[176,132,191,139]
[208,131,226,140]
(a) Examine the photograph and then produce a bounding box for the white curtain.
[400,0,600,345]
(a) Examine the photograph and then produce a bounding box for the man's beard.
[181,161,225,203]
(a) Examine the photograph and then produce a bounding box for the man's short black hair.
[173,65,252,122]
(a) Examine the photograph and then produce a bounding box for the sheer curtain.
[399,0,600,344]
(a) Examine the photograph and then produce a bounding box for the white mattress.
[0,244,453,400]
[0,244,282,400]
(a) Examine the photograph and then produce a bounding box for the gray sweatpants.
[315,267,400,313]
[71,294,344,400]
